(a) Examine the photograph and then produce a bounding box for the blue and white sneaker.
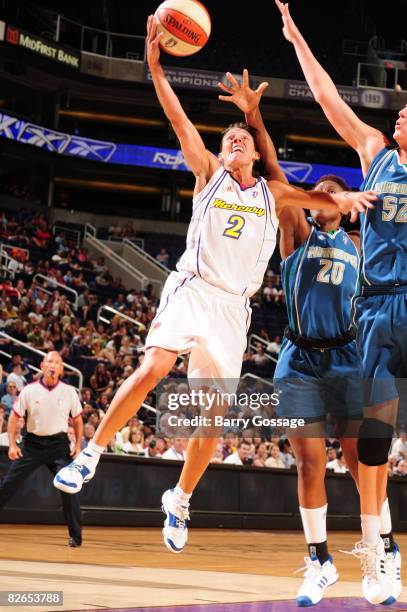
[53,450,97,494]
[161,489,190,553]
[382,543,402,605]
[343,539,392,605]
[295,555,338,607]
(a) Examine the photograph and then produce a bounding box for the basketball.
[154,0,211,56]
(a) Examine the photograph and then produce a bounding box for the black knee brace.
[357,418,393,466]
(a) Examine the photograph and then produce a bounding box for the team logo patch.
[342,235,349,244]
[150,321,161,333]
[252,189,258,198]
[318,235,325,241]
[226,185,234,192]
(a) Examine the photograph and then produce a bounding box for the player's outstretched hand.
[218,69,269,113]
[8,443,23,461]
[275,1,300,44]
[146,14,164,69]
[335,190,377,222]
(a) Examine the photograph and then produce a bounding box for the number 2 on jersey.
[223,215,245,239]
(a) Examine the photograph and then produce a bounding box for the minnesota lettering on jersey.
[212,198,265,217]
[307,246,358,270]
[375,182,407,196]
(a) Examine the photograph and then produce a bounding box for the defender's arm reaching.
[218,69,287,183]
[275,0,386,176]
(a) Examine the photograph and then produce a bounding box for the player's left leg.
[290,432,339,607]
[161,292,248,553]
[161,410,226,554]
[357,399,399,604]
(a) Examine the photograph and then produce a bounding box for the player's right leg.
[290,435,339,607]
[53,346,177,494]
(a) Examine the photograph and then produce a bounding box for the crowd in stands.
[0,206,405,478]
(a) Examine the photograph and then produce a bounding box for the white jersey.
[177,166,278,297]
[13,380,82,436]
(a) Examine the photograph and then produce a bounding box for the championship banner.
[5,24,80,70]
[0,112,364,187]
[284,79,389,110]
[144,64,223,91]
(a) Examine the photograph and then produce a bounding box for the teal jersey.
[360,147,407,286]
[282,223,359,339]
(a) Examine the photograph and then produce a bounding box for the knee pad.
[357,418,393,466]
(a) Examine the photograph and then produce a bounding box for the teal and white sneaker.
[295,555,338,607]
[382,543,402,605]
[53,449,97,494]
[161,488,190,553]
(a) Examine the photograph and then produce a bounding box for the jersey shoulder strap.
[192,166,228,210]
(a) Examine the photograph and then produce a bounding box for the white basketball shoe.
[295,555,338,607]
[382,542,402,605]
[161,488,190,553]
[54,449,98,494]
[345,539,393,604]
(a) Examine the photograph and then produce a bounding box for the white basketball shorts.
[145,272,251,388]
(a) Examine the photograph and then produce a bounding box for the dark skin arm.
[218,70,286,183]
[217,70,377,224]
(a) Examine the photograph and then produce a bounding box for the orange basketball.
[155,0,211,57]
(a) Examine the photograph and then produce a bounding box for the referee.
[0,351,84,546]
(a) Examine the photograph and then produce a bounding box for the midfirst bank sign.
[5,25,80,70]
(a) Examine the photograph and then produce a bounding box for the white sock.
[299,504,327,543]
[174,484,192,503]
[86,440,105,458]
[361,514,381,545]
[379,498,392,534]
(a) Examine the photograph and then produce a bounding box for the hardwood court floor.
[0,525,406,611]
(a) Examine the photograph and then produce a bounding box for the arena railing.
[356,62,397,90]
[85,223,97,238]
[0,348,41,377]
[55,15,146,60]
[248,334,279,364]
[97,305,146,333]
[84,231,156,293]
[0,243,30,261]
[84,228,163,295]
[0,247,24,280]
[123,238,171,275]
[241,372,274,390]
[0,332,83,390]
[52,223,81,248]
[107,236,145,250]
[33,273,79,310]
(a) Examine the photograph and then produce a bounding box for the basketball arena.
[0,0,407,610]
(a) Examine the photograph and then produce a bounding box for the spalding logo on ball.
[155,0,211,56]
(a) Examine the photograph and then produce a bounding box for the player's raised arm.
[270,181,377,221]
[218,69,287,183]
[146,16,219,187]
[275,1,386,175]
